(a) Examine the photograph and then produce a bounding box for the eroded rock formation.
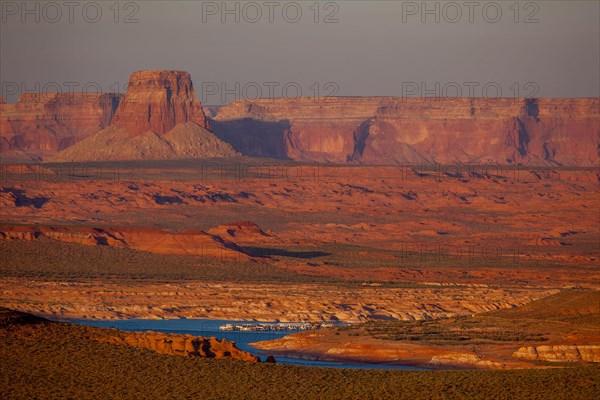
[110,70,208,135]
[513,345,600,362]
[428,353,504,369]
[0,307,260,362]
[51,71,237,161]
[101,331,260,362]
[213,97,600,166]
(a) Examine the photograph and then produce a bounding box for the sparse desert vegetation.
[1,307,599,400]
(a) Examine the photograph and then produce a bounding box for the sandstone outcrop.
[0,225,247,259]
[428,353,504,369]
[102,331,260,362]
[213,97,600,166]
[513,345,600,362]
[111,70,208,135]
[207,221,280,247]
[0,92,121,161]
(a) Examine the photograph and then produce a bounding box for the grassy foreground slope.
[1,309,599,399]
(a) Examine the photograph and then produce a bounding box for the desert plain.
[0,70,599,399]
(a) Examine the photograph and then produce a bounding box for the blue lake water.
[73,319,425,370]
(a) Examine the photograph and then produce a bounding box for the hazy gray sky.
[1,1,599,103]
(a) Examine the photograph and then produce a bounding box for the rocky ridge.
[0,225,247,259]
[102,330,260,362]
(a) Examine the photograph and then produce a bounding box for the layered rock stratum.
[0,93,121,161]
[513,345,600,363]
[213,97,600,166]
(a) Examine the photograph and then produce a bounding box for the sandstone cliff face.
[111,70,208,135]
[213,98,375,161]
[102,331,260,362]
[513,345,600,362]
[0,93,121,161]
[213,97,600,166]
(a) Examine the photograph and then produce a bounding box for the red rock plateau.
[51,71,237,161]
[0,93,121,161]
[212,97,600,166]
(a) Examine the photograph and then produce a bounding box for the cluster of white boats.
[219,322,335,332]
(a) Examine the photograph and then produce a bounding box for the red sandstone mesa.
[212,97,600,166]
[51,71,237,161]
[110,70,209,135]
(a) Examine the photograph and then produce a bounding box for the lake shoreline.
[71,317,427,370]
